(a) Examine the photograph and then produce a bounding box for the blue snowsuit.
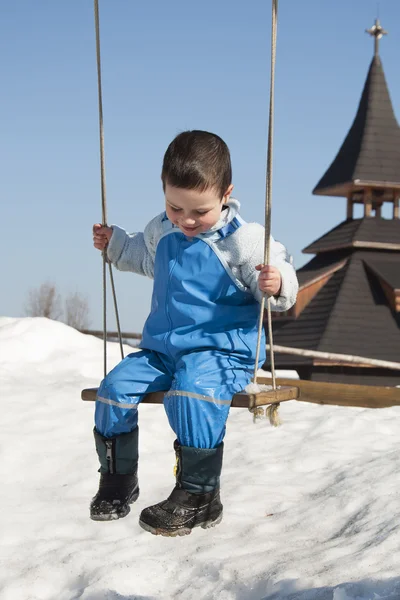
[95,216,265,449]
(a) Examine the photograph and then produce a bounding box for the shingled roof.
[296,253,348,288]
[363,256,400,289]
[303,217,400,253]
[270,250,400,366]
[313,55,400,197]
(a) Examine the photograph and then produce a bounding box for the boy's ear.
[223,184,234,203]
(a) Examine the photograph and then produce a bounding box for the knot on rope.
[266,402,281,427]
[245,382,282,426]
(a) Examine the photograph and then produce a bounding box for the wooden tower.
[269,20,400,386]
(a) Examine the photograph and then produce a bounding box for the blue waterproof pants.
[95,349,253,449]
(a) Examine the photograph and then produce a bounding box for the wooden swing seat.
[81,376,400,409]
[81,378,299,408]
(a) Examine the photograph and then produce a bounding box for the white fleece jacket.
[107,199,298,311]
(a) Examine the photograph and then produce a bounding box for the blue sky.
[2,0,399,331]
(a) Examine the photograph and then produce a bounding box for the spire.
[313,19,400,206]
[366,18,388,56]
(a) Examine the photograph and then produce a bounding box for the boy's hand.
[256,264,282,297]
[93,224,113,251]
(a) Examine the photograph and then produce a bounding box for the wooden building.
[268,20,400,386]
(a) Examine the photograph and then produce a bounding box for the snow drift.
[1,316,400,600]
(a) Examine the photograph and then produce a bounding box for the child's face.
[165,183,234,236]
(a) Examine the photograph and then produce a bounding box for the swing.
[80,0,298,419]
[81,0,400,416]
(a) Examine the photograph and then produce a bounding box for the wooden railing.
[80,331,400,371]
[80,329,141,340]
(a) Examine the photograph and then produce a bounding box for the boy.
[91,130,298,536]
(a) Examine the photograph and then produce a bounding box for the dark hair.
[161,130,232,198]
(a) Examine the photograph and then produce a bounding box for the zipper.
[174,447,183,488]
[105,439,115,474]
[164,238,182,357]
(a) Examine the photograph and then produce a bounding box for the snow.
[1,316,400,600]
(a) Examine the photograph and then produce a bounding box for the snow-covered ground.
[1,316,400,600]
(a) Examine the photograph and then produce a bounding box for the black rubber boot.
[139,441,223,536]
[90,473,139,521]
[90,428,140,521]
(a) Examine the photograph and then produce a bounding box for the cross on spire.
[366,18,388,56]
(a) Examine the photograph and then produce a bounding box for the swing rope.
[94,0,124,377]
[251,0,280,425]
[93,0,280,417]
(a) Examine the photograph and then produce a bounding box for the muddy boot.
[90,428,139,521]
[139,441,223,536]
